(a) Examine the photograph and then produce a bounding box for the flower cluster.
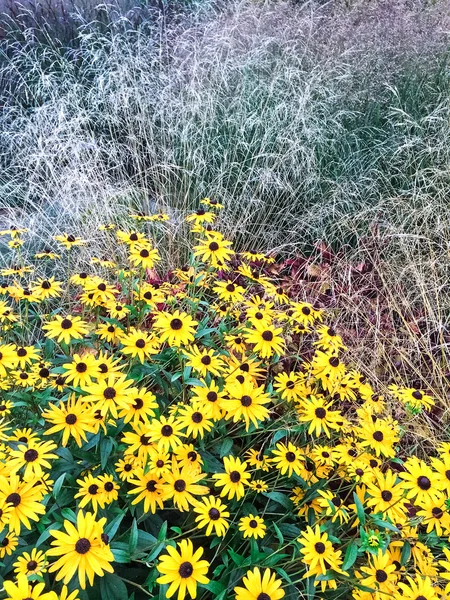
[0,204,447,600]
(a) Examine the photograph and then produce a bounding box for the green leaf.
[146,541,166,563]
[371,518,400,533]
[400,541,411,565]
[100,437,114,469]
[100,573,129,600]
[52,473,66,499]
[129,519,138,554]
[342,541,358,571]
[219,437,233,457]
[158,521,168,542]
[104,512,126,541]
[262,491,293,510]
[202,581,225,595]
[273,522,284,545]
[353,492,366,526]
[305,575,315,599]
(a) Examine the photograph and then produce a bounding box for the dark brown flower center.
[65,413,77,425]
[314,542,325,554]
[241,395,252,407]
[76,362,87,373]
[103,387,116,399]
[174,479,186,492]
[61,318,73,329]
[24,449,38,462]
[179,561,194,578]
[209,242,219,252]
[161,425,173,437]
[373,431,384,442]
[285,451,296,463]
[207,391,218,402]
[201,355,211,365]
[17,348,27,357]
[262,331,273,341]
[375,569,388,583]
[329,357,340,367]
[381,490,393,502]
[170,318,183,330]
[75,538,91,554]
[88,484,99,495]
[315,407,326,419]
[208,508,220,520]
[135,339,146,349]
[27,560,38,571]
[146,480,157,492]
[229,471,241,483]
[104,482,114,492]
[417,476,431,490]
[133,398,144,409]
[192,412,203,423]
[6,493,21,507]
[226,284,235,292]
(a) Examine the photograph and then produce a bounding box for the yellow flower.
[43,315,89,345]
[212,456,251,500]
[193,495,229,536]
[153,310,198,347]
[0,473,46,534]
[3,573,55,600]
[47,510,114,589]
[239,514,266,539]
[156,539,210,600]
[234,568,285,600]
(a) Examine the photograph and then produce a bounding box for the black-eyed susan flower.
[0,531,18,557]
[358,416,399,458]
[234,567,285,600]
[193,495,229,536]
[153,310,198,347]
[0,473,46,534]
[297,396,342,438]
[365,469,406,523]
[400,457,442,505]
[13,548,47,576]
[273,371,305,402]
[161,459,209,511]
[147,447,172,476]
[116,230,147,247]
[118,386,158,426]
[239,514,266,539]
[193,236,234,267]
[148,415,185,452]
[186,209,216,224]
[190,379,226,421]
[75,473,107,511]
[120,327,160,363]
[8,440,57,481]
[134,282,165,306]
[174,444,204,473]
[2,573,55,600]
[183,345,225,377]
[129,469,165,513]
[47,510,114,589]
[397,575,439,600]
[176,404,214,439]
[244,321,284,358]
[298,525,345,576]
[156,539,210,600]
[270,442,304,477]
[223,379,271,431]
[32,276,63,300]
[95,322,123,344]
[81,374,136,418]
[213,279,245,303]
[115,455,138,482]
[129,244,161,269]
[54,233,86,248]
[43,315,89,345]
[63,353,100,387]
[248,479,268,493]
[212,456,251,500]
[42,395,95,447]
[105,300,130,320]
[97,474,119,504]
[358,550,398,595]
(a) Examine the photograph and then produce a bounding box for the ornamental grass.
[0,202,447,600]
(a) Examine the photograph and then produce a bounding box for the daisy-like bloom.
[396,575,439,600]
[94,351,123,380]
[54,233,86,248]
[122,421,154,461]
[400,457,442,505]
[134,282,165,306]
[129,244,161,269]
[96,322,123,344]
[105,301,130,320]
[193,495,229,536]
[183,345,225,377]
[365,469,406,523]
[416,492,450,536]
[161,459,209,511]
[90,257,116,268]
[297,396,342,438]
[13,344,40,369]
[115,455,139,482]
[0,399,13,417]
[224,332,247,354]
[120,327,160,363]
[13,369,39,388]
[310,350,346,391]
[212,456,251,500]
[186,208,216,224]
[42,395,96,447]
[47,510,114,589]
[117,230,147,247]
[358,550,398,594]
[84,279,117,304]
[190,379,227,421]
[430,454,450,494]
[0,495,13,528]
[314,324,346,353]
[156,539,210,600]
[358,416,400,458]
[147,447,172,476]
[8,440,57,481]
[153,310,198,347]
[0,531,18,557]
[0,342,18,376]
[244,322,285,358]
[317,490,350,524]
[75,474,107,511]
[239,514,266,539]
[174,444,204,473]
[43,315,89,345]
[118,386,158,426]
[97,474,119,504]
[0,226,27,237]
[245,448,270,472]
[13,548,48,576]
[213,279,245,303]
[1,264,33,277]
[201,197,223,209]
[176,404,214,439]
[63,353,100,387]
[273,371,305,402]
[234,567,285,600]
[248,479,268,493]
[32,276,63,300]
[69,271,92,286]
[3,573,55,600]
[193,236,234,267]
[9,427,40,446]
[129,469,165,513]
[223,379,271,431]
[224,355,266,385]
[81,374,136,418]
[270,442,304,477]
[290,301,323,325]
[0,473,46,534]
[148,415,186,452]
[299,526,345,577]
[395,387,434,411]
